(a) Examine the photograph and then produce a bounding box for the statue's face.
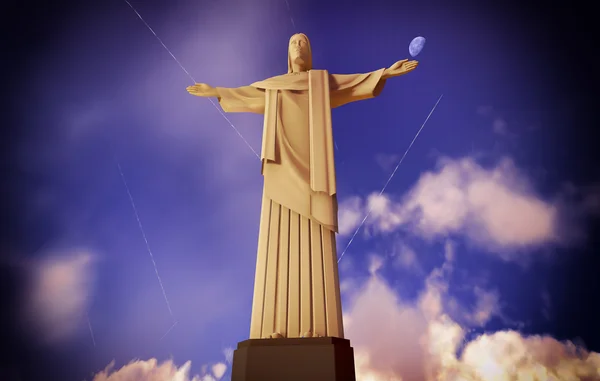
[289,34,309,63]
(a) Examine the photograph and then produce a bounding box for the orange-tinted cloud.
[23,250,95,344]
[91,358,228,381]
[343,246,600,381]
[339,156,570,260]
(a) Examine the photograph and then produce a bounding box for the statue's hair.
[287,33,312,73]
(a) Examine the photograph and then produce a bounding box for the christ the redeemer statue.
[187,32,417,380]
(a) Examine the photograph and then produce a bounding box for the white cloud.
[211,363,227,380]
[461,332,600,381]
[23,250,95,344]
[402,157,557,249]
[390,241,421,272]
[344,243,600,381]
[367,193,407,233]
[223,347,234,365]
[461,287,500,327]
[340,157,564,260]
[338,196,364,236]
[91,359,202,381]
[92,356,229,381]
[345,243,479,381]
[345,268,429,381]
[368,254,385,275]
[91,339,232,381]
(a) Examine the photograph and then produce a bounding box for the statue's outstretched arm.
[329,69,387,108]
[187,83,265,114]
[329,60,418,108]
[381,59,418,79]
[186,83,219,98]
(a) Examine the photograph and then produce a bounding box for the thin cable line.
[86,312,96,347]
[116,160,175,320]
[338,94,444,263]
[122,0,260,159]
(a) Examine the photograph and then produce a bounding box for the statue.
[187,33,417,380]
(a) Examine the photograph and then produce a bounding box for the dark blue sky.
[3,0,599,380]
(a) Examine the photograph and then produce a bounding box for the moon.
[409,36,426,57]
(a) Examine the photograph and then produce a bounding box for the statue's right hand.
[186,83,216,97]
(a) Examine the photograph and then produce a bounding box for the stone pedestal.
[231,337,356,381]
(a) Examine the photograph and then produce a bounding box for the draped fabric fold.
[254,70,336,196]
[308,70,336,196]
[261,89,278,174]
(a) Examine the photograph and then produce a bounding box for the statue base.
[231,337,356,381]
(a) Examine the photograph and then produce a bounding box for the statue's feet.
[301,330,324,338]
[269,332,284,339]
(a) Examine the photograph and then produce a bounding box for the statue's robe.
[216,68,386,339]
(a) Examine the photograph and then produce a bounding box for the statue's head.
[288,33,312,73]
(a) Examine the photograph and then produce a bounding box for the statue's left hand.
[384,59,419,78]
[186,83,218,97]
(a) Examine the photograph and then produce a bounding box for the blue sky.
[3,0,599,380]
